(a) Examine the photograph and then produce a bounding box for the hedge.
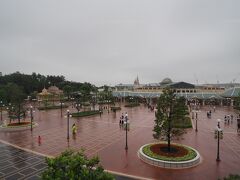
[38,105,68,110]
[124,103,140,107]
[71,110,100,117]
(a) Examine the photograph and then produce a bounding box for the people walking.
[119,113,124,128]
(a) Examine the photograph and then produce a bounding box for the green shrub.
[42,150,114,180]
[71,110,100,117]
[38,105,68,110]
[124,103,140,107]
[142,143,197,162]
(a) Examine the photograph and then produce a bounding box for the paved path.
[0,142,46,180]
[0,142,135,180]
[0,104,240,179]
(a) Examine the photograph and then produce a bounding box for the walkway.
[0,104,240,179]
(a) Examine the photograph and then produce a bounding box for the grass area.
[124,103,140,107]
[173,117,192,128]
[71,110,100,117]
[142,143,197,162]
[38,105,68,110]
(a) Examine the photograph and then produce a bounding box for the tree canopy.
[153,88,189,152]
[0,72,97,102]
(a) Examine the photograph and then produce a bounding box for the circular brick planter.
[138,143,201,169]
[0,122,38,131]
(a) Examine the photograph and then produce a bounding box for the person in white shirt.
[125,112,128,122]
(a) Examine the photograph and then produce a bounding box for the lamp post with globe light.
[215,119,223,161]
[30,105,34,131]
[66,110,72,140]
[192,110,199,132]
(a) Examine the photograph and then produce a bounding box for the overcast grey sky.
[0,0,240,86]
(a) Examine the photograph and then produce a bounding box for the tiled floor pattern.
[0,143,46,180]
[1,104,240,179]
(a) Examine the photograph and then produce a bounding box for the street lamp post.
[30,105,33,131]
[60,101,64,117]
[193,110,199,132]
[125,122,128,150]
[67,110,70,140]
[125,116,128,150]
[195,114,198,132]
[215,119,223,162]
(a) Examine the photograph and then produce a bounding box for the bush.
[124,103,140,107]
[42,150,114,180]
[38,105,68,110]
[71,110,100,117]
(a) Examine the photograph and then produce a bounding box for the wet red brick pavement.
[0,103,240,180]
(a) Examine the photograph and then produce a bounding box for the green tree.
[63,85,72,100]
[42,150,114,180]
[172,97,189,124]
[153,88,188,152]
[0,86,7,102]
[5,83,26,124]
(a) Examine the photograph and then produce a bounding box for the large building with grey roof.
[113,77,239,107]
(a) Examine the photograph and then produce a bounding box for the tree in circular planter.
[152,88,191,157]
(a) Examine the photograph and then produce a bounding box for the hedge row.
[124,103,140,107]
[71,110,100,117]
[38,105,68,110]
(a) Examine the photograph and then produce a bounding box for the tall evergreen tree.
[153,88,188,152]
